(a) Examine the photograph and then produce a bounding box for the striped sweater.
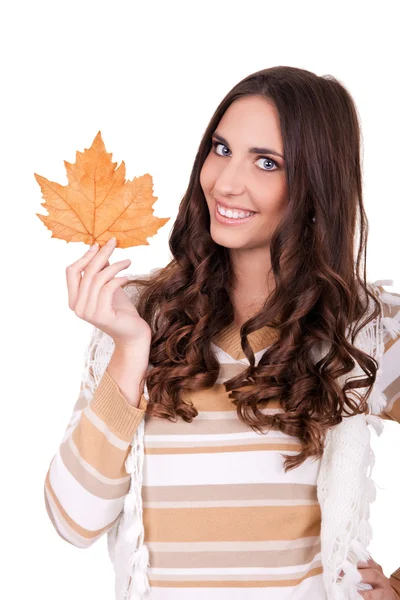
[44,285,400,599]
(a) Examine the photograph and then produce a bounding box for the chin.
[208,227,249,249]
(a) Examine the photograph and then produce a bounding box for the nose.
[213,159,246,197]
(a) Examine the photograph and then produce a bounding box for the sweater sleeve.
[374,286,400,424]
[44,323,149,549]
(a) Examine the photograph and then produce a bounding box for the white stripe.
[143,449,321,487]
[44,479,89,548]
[147,576,326,600]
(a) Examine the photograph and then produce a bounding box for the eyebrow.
[212,132,285,160]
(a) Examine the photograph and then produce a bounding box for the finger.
[83,259,131,318]
[66,243,100,309]
[358,559,383,575]
[357,567,384,588]
[75,239,117,313]
[358,559,374,566]
[96,275,131,322]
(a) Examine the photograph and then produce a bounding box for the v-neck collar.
[211,322,279,360]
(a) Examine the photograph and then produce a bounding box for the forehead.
[216,96,283,152]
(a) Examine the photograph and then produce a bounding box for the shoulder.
[366,281,400,422]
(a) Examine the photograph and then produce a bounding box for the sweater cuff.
[90,369,148,441]
[390,567,400,598]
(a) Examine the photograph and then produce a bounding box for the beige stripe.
[144,499,318,508]
[177,383,282,412]
[142,482,317,503]
[212,323,279,360]
[148,541,321,568]
[67,436,130,485]
[44,482,98,547]
[384,333,400,355]
[144,435,294,449]
[217,362,270,382]
[43,482,72,544]
[143,505,321,542]
[148,564,323,587]
[144,414,283,436]
[70,411,132,479]
[193,407,283,420]
[381,375,400,421]
[145,441,301,454]
[60,439,131,500]
[44,468,119,539]
[83,405,130,450]
[383,396,400,423]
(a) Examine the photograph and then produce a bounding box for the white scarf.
[79,279,400,600]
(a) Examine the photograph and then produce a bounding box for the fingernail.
[107,237,116,245]
[88,243,98,251]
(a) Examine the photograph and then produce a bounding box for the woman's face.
[200,95,289,251]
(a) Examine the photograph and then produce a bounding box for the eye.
[211,141,278,172]
[255,157,278,172]
[212,141,230,157]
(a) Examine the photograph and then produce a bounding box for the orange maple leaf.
[35,131,170,249]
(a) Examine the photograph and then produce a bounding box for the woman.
[44,66,400,599]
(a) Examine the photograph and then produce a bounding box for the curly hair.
[126,65,382,472]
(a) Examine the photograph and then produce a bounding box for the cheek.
[199,156,217,192]
[267,178,288,210]
[199,166,208,194]
[256,181,288,219]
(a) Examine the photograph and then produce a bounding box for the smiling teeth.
[217,204,255,219]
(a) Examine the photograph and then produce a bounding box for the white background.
[1,0,399,598]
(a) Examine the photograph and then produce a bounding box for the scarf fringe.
[122,420,151,600]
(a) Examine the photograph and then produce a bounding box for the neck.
[230,247,275,327]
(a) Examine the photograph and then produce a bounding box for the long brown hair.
[127,65,382,472]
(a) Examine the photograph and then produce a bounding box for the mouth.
[214,202,258,226]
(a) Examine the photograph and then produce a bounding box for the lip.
[214,198,257,213]
[214,202,258,225]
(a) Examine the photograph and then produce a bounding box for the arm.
[44,334,149,548]
[371,286,400,592]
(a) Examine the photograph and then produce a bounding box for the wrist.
[113,335,151,353]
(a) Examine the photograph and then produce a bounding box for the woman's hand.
[66,237,152,346]
[357,558,399,599]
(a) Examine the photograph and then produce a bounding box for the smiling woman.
[200,95,288,292]
[44,65,400,600]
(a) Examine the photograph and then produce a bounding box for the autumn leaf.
[35,131,170,249]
